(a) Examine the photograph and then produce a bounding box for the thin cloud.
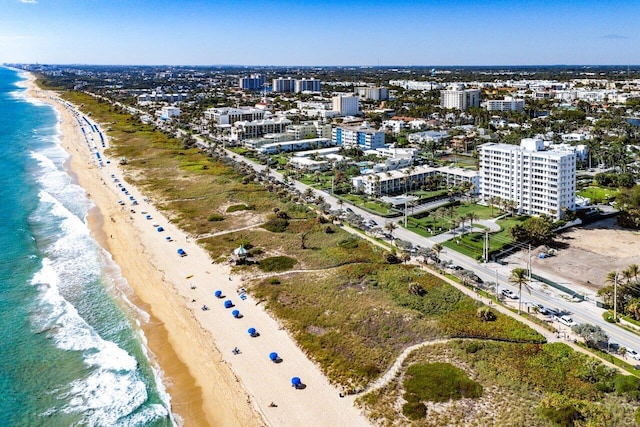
[0,35,31,40]
[601,34,629,39]
[19,0,38,3]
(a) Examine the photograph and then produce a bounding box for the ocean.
[0,67,173,426]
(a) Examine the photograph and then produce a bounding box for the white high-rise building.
[485,97,525,112]
[479,138,576,219]
[295,78,321,93]
[332,95,360,116]
[272,77,296,93]
[441,85,481,110]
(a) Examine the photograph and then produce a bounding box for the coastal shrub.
[540,403,584,426]
[337,237,359,249]
[226,204,255,213]
[262,218,289,233]
[614,374,640,396]
[403,362,482,404]
[401,400,427,420]
[258,256,297,272]
[207,213,224,222]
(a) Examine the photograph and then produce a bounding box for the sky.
[0,0,638,66]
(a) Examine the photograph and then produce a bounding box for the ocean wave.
[31,258,168,425]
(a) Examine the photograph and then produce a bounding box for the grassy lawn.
[443,216,528,260]
[340,194,395,215]
[577,186,621,204]
[405,203,503,238]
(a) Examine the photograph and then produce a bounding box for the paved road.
[192,137,640,360]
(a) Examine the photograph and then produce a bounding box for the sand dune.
[27,74,370,427]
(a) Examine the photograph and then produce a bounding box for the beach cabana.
[177,248,186,257]
[224,300,234,309]
[165,236,171,241]
[157,226,164,232]
[291,377,302,389]
[214,290,223,298]
[232,309,241,318]
[269,352,279,362]
[248,327,258,337]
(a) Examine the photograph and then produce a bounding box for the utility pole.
[614,273,618,321]
[483,230,489,263]
[495,269,499,299]
[528,243,532,281]
[404,200,408,228]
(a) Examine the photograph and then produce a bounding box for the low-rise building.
[204,107,266,125]
[352,165,479,196]
[332,124,385,150]
[256,137,334,155]
[160,106,181,119]
[485,97,525,112]
[230,117,292,141]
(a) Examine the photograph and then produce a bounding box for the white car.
[501,289,518,299]
[556,315,577,327]
[627,349,640,360]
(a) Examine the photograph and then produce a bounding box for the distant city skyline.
[1,0,638,66]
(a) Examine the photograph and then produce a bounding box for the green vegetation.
[59,87,640,425]
[577,186,621,204]
[403,362,482,418]
[226,204,255,212]
[444,216,528,260]
[251,263,542,388]
[358,340,640,426]
[258,256,297,272]
[617,185,640,229]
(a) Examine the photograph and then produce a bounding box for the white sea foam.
[31,259,160,425]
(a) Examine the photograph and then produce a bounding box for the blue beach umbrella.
[248,327,257,336]
[232,309,240,318]
[214,290,223,298]
[269,352,279,361]
[291,377,301,386]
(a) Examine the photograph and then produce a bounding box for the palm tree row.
[598,264,640,320]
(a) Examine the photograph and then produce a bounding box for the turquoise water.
[0,67,173,426]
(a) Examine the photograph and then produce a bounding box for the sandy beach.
[26,74,370,426]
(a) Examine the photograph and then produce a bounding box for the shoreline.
[26,72,371,427]
[25,74,261,426]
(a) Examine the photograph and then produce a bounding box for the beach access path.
[32,78,370,427]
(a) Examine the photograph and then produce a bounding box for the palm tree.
[509,267,531,314]
[384,221,398,238]
[605,270,621,319]
[627,264,640,283]
[432,243,443,262]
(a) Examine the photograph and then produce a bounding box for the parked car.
[627,349,640,360]
[501,289,518,299]
[533,304,557,316]
[556,315,577,327]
